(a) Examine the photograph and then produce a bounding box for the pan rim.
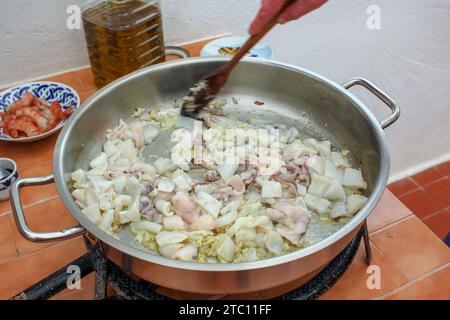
[53,57,389,272]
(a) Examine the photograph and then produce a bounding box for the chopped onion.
[343,168,366,189]
[90,153,107,169]
[324,160,343,183]
[196,191,222,218]
[304,193,331,214]
[156,231,188,246]
[171,169,192,191]
[71,169,86,185]
[261,180,282,198]
[98,193,113,211]
[216,235,235,262]
[346,194,368,215]
[216,163,239,182]
[323,179,346,201]
[82,204,102,225]
[139,220,163,233]
[163,215,186,231]
[98,209,115,234]
[159,243,184,259]
[144,125,160,144]
[316,140,331,156]
[330,152,349,168]
[113,194,132,210]
[308,174,332,197]
[242,247,257,262]
[215,210,237,228]
[158,178,175,193]
[155,200,172,216]
[265,231,284,255]
[173,244,197,261]
[306,156,326,175]
[103,140,118,157]
[191,214,215,231]
[154,158,177,174]
[72,189,85,204]
[330,201,349,218]
[118,206,140,224]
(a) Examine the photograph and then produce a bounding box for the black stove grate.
[11,223,369,300]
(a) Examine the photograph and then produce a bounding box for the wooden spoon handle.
[222,0,297,74]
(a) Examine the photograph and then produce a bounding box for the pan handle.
[10,175,85,242]
[342,77,400,129]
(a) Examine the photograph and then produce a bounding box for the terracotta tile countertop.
[0,41,449,300]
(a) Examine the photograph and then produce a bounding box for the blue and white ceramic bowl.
[0,81,80,142]
[0,158,18,202]
[200,36,273,59]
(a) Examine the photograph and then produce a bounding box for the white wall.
[0,0,449,180]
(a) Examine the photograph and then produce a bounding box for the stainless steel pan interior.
[10,57,399,294]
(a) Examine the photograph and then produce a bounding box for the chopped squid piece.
[171,192,200,223]
[191,214,216,231]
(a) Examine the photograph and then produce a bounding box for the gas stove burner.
[11,224,369,300]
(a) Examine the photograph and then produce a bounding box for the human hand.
[249,0,327,35]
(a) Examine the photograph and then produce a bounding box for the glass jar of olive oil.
[82,0,189,88]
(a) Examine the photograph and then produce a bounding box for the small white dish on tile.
[0,158,19,201]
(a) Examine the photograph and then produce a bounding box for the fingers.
[279,0,327,24]
[249,0,285,35]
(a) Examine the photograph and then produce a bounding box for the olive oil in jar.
[82,0,165,87]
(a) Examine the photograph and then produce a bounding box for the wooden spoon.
[181,0,296,119]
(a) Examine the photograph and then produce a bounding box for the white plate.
[200,36,273,59]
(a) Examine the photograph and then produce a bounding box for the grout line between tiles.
[421,209,449,222]
[393,175,448,199]
[369,240,410,291]
[369,214,414,236]
[368,211,414,236]
[375,262,450,300]
[0,194,61,217]
[10,234,85,262]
